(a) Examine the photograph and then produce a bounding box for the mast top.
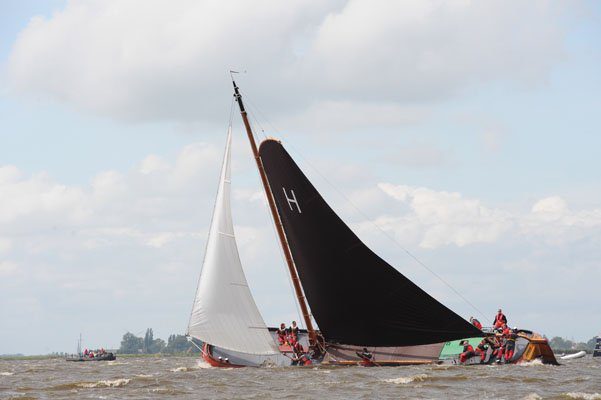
[231,78,246,113]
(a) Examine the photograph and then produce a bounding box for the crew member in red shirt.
[493,308,507,329]
[470,316,483,330]
[459,340,476,363]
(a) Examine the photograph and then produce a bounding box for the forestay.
[187,130,279,355]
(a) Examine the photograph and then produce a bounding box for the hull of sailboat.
[201,329,312,367]
[202,343,246,368]
[439,331,558,365]
[322,342,443,366]
[203,331,558,367]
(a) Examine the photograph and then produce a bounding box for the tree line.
[548,336,597,353]
[118,328,201,354]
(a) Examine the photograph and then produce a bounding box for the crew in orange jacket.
[493,308,507,329]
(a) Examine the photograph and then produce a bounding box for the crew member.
[475,336,494,362]
[470,317,483,330]
[355,347,374,366]
[356,347,373,361]
[291,341,311,366]
[288,321,299,344]
[459,340,475,363]
[276,323,287,345]
[493,308,507,329]
[504,327,518,362]
[493,333,505,362]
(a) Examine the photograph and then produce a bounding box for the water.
[1,356,599,399]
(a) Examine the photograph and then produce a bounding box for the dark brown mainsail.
[258,139,482,347]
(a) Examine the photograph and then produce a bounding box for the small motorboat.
[560,350,587,360]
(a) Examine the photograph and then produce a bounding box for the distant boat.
[560,350,587,360]
[594,333,601,357]
[65,334,115,362]
[66,353,116,362]
[185,78,558,367]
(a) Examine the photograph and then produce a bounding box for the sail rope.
[238,95,306,330]
[238,89,488,323]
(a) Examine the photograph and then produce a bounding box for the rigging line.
[234,90,488,322]
[239,96,305,329]
[237,89,309,329]
[237,89,269,141]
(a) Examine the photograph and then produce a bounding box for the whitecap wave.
[565,393,601,400]
[77,378,131,388]
[517,359,544,367]
[171,359,213,371]
[522,393,542,400]
[383,374,428,384]
[195,359,213,369]
[0,371,14,376]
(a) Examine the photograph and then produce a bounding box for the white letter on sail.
[283,188,302,213]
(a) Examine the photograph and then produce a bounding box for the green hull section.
[439,337,482,359]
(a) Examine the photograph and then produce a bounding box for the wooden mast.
[231,79,318,349]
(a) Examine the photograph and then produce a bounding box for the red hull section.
[201,343,245,368]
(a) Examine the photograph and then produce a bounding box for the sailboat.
[186,79,558,367]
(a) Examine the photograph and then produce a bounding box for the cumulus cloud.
[374,183,601,249]
[376,182,513,248]
[7,0,571,123]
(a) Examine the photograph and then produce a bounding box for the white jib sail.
[187,128,279,355]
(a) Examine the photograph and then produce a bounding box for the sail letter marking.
[283,188,302,214]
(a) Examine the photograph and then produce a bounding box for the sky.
[1,0,600,355]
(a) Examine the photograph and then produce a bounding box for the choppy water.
[1,356,600,399]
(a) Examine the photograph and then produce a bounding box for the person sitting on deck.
[356,348,373,362]
[470,317,483,330]
[459,340,476,363]
[492,333,505,362]
[475,337,495,362]
[277,323,287,345]
[288,321,299,343]
[291,341,311,366]
[503,327,519,362]
[493,308,507,329]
